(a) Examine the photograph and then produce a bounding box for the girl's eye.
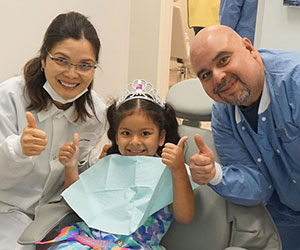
[121,131,130,136]
[141,131,150,136]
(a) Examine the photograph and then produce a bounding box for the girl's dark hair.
[106,99,180,156]
[24,11,101,122]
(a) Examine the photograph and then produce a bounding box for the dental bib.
[43,81,88,104]
[62,154,197,235]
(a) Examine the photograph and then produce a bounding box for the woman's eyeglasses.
[47,51,97,73]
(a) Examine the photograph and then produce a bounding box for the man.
[189,25,300,250]
[220,0,258,44]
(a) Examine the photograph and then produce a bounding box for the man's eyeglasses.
[47,51,97,73]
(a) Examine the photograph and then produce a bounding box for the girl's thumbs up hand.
[162,136,188,171]
[59,133,80,169]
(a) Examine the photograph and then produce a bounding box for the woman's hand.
[21,112,48,156]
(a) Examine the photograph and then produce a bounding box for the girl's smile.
[116,110,165,157]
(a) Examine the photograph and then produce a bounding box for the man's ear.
[242,37,258,58]
[159,129,166,147]
[242,37,253,50]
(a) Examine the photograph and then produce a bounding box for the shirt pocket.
[78,132,99,163]
[78,132,98,148]
[276,123,300,166]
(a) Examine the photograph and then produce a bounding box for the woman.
[0,11,107,249]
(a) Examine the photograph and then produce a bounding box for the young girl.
[41,79,195,249]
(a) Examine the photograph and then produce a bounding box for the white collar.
[235,79,270,123]
[37,103,76,124]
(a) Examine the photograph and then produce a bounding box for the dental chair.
[19,78,281,250]
[160,78,282,250]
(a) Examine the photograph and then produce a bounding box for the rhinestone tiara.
[116,79,165,109]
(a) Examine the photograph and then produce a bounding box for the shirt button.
[257,157,262,163]
[242,126,246,130]
[261,117,266,122]
[269,185,272,189]
[292,179,297,184]
[276,149,280,154]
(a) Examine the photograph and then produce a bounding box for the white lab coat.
[0,75,107,249]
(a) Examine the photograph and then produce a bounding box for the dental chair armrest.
[223,248,247,250]
[18,199,80,245]
[166,78,213,122]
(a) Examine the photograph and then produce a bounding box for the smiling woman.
[42,38,97,110]
[0,11,107,250]
[25,11,102,119]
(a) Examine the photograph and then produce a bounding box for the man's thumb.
[194,134,210,154]
[26,112,37,128]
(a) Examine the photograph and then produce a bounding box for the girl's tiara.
[116,79,165,109]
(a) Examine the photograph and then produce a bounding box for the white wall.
[127,0,173,99]
[106,0,172,99]
[0,1,173,101]
[0,0,173,148]
[0,0,132,100]
[255,0,300,50]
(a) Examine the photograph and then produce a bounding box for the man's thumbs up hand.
[189,134,216,185]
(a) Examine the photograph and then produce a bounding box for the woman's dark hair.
[106,99,180,156]
[24,11,101,122]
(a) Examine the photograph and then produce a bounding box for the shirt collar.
[258,78,270,115]
[235,79,270,123]
[37,103,76,124]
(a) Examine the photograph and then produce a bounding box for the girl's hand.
[161,136,188,171]
[21,112,48,156]
[162,136,195,224]
[59,133,79,169]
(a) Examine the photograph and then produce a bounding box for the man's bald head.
[189,25,265,107]
[190,25,244,70]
